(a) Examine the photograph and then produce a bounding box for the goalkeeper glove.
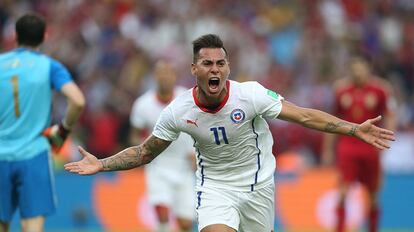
[43,122,71,153]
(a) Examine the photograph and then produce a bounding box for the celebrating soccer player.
[65,34,394,232]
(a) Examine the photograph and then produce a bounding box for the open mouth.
[208,77,220,92]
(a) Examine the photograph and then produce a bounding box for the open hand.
[356,116,395,150]
[64,146,102,175]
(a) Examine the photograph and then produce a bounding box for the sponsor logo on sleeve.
[267,90,279,100]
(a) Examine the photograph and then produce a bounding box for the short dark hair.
[15,13,46,47]
[192,34,228,63]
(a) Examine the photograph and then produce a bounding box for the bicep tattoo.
[142,135,172,157]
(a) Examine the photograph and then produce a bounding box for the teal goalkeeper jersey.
[0,48,72,161]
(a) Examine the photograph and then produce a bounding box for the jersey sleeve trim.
[151,131,176,141]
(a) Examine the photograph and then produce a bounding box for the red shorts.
[336,142,381,192]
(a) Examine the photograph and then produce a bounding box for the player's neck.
[354,80,368,88]
[352,75,370,88]
[156,91,174,104]
[196,86,228,109]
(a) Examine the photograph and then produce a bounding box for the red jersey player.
[322,56,397,232]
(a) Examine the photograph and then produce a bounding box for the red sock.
[336,204,345,232]
[369,206,379,232]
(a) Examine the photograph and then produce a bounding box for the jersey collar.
[192,80,230,114]
[15,47,40,54]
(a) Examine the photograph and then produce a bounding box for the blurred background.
[1,0,414,231]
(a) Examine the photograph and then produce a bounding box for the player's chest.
[178,106,255,145]
[339,89,381,111]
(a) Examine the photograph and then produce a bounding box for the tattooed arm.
[278,100,359,135]
[64,135,172,175]
[277,100,395,150]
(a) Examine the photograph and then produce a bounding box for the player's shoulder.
[0,49,48,71]
[133,89,156,105]
[157,89,193,119]
[173,85,191,98]
[24,50,66,70]
[234,80,260,87]
[0,49,38,61]
[0,51,14,66]
[168,87,193,109]
[231,80,265,93]
[47,55,70,70]
[235,80,278,98]
[369,76,392,92]
[174,85,190,93]
[0,50,14,59]
[19,48,50,59]
[333,78,352,92]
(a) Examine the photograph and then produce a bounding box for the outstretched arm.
[277,100,395,150]
[64,135,172,175]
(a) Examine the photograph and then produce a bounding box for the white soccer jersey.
[130,86,195,180]
[153,80,284,191]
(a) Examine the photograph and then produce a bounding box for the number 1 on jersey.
[11,75,21,117]
[210,127,228,145]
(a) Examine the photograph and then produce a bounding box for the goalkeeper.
[0,13,85,232]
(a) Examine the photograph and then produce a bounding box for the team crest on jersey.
[230,109,245,124]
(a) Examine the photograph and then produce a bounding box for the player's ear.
[44,27,49,42]
[225,61,230,77]
[191,63,196,76]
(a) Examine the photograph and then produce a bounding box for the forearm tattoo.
[100,146,143,171]
[325,122,358,136]
[100,136,170,171]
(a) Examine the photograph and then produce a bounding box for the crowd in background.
[1,0,413,167]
